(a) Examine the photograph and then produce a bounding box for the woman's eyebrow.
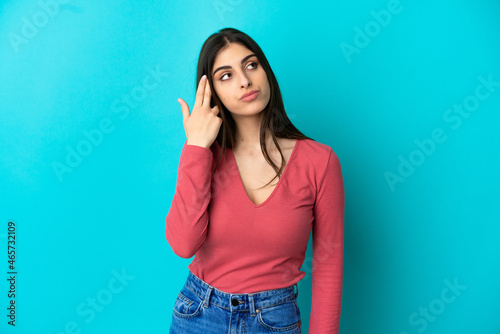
[212,54,257,76]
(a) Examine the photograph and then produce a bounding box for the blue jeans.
[169,270,302,333]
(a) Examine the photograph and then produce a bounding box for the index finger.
[203,77,213,107]
[194,75,207,109]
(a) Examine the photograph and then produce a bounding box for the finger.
[203,78,211,107]
[178,98,190,122]
[195,75,207,109]
[211,104,220,116]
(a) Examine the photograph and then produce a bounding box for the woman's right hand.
[178,74,222,149]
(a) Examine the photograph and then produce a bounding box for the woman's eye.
[220,62,258,81]
[248,61,258,69]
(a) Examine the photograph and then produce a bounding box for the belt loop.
[248,293,256,316]
[204,286,213,308]
[294,283,299,299]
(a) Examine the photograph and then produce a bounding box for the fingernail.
[202,75,207,80]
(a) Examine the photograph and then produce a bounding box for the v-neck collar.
[229,139,300,208]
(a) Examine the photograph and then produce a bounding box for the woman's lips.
[240,91,259,102]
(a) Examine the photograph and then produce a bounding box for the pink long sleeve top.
[165,138,345,333]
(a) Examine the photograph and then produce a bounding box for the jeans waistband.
[184,270,299,316]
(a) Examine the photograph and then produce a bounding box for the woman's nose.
[239,72,251,87]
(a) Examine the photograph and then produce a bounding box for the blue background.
[1,0,499,333]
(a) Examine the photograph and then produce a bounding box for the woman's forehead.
[213,43,254,67]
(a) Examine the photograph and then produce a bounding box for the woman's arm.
[309,148,345,333]
[165,140,213,258]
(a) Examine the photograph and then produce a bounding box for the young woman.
[166,27,345,333]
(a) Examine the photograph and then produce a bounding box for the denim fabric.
[169,270,302,333]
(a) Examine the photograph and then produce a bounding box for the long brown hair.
[196,27,314,189]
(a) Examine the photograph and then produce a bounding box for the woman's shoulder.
[297,138,337,163]
[297,139,342,192]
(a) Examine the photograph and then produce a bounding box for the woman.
[166,27,345,333]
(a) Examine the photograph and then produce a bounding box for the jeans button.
[231,298,239,306]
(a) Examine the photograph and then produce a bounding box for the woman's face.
[211,43,270,117]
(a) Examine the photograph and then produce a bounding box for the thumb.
[177,98,190,122]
